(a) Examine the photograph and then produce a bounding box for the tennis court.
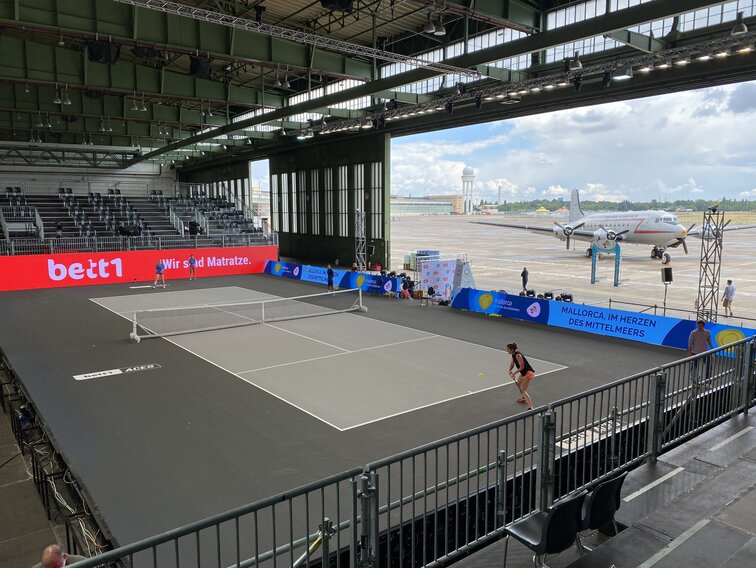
[92,286,567,430]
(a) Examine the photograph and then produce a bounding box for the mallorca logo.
[356,275,365,288]
[383,280,393,292]
[527,302,541,318]
[478,293,494,310]
[293,266,300,276]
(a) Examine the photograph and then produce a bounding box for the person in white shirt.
[722,279,736,317]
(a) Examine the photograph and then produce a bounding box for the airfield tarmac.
[390,213,756,325]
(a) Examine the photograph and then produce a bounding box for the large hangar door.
[269,133,391,269]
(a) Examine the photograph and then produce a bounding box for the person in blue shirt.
[326,264,335,294]
[153,259,166,288]
[188,254,197,280]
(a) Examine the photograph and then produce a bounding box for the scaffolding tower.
[695,208,728,322]
[355,208,366,272]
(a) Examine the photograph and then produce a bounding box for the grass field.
[675,211,756,226]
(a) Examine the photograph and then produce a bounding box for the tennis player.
[153,259,166,289]
[507,342,535,410]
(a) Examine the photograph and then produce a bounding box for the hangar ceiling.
[0,0,753,170]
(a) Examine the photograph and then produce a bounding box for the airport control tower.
[462,165,475,214]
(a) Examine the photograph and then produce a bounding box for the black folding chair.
[503,490,587,568]
[576,471,628,554]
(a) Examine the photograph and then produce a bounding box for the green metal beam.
[0,0,374,78]
[132,0,722,164]
[605,30,668,54]
[0,36,279,109]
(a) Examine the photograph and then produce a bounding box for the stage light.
[423,14,435,34]
[613,67,633,80]
[53,90,62,104]
[638,62,654,73]
[433,20,446,36]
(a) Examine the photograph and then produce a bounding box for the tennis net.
[129,288,364,341]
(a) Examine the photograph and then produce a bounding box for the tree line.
[479,197,756,212]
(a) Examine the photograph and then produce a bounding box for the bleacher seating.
[0,187,272,254]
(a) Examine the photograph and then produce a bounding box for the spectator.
[521,267,529,292]
[33,544,86,568]
[326,264,335,294]
[688,319,713,378]
[722,279,736,317]
[55,222,63,238]
[188,254,197,280]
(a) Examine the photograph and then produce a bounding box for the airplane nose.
[681,228,687,237]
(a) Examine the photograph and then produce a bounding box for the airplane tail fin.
[569,189,584,223]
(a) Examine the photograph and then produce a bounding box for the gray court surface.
[92,287,566,430]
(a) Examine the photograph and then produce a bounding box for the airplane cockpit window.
[662,215,677,224]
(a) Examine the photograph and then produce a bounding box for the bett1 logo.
[48,258,123,281]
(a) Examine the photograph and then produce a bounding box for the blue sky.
[252,80,756,203]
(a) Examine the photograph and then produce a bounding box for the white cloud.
[739,189,756,198]
[391,81,756,201]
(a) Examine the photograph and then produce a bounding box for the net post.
[129,312,141,343]
[358,288,367,312]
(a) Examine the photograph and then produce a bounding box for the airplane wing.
[687,223,756,237]
[471,221,596,239]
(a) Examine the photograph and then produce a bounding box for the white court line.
[89,298,347,431]
[263,322,350,353]
[636,519,710,568]
[90,292,569,431]
[130,285,154,289]
[238,334,439,374]
[343,309,569,373]
[708,426,754,452]
[622,466,684,502]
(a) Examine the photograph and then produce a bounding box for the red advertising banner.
[0,246,279,292]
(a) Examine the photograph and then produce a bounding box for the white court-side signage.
[74,363,162,381]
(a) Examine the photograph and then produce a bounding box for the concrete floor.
[390,215,756,324]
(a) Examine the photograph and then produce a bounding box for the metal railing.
[62,335,755,568]
[0,233,278,256]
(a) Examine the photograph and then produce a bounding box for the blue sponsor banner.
[264,261,402,295]
[452,288,756,350]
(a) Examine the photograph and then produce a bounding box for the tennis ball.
[479,372,484,377]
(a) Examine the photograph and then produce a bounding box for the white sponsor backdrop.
[420,260,455,299]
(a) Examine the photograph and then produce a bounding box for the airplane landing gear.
[585,247,592,258]
[651,246,671,264]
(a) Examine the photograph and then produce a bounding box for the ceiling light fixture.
[638,62,654,73]
[62,86,71,105]
[714,46,730,58]
[131,99,139,111]
[24,84,30,94]
[58,34,65,47]
[433,18,446,36]
[731,11,748,36]
[275,73,282,87]
[423,14,436,34]
[53,90,62,104]
[282,75,291,89]
[736,42,754,53]
[569,51,582,71]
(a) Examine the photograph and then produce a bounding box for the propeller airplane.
[473,189,756,264]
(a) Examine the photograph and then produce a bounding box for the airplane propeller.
[554,221,585,249]
[599,225,629,241]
